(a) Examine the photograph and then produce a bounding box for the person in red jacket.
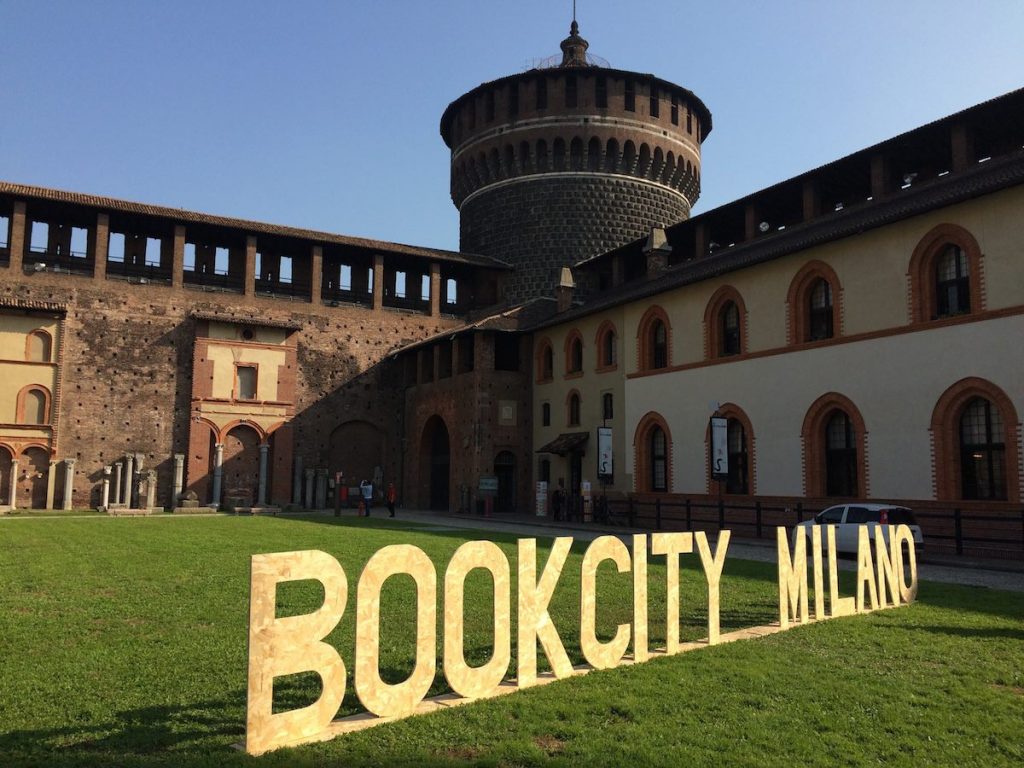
[386,482,397,518]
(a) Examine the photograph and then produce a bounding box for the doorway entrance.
[494,450,516,513]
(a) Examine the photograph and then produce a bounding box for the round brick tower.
[440,20,712,302]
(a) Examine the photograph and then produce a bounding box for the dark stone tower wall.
[461,176,689,301]
[441,26,712,301]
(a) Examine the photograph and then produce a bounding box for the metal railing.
[183,268,244,292]
[255,278,311,300]
[106,259,172,283]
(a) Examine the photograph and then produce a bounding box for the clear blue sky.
[2,1,1022,253]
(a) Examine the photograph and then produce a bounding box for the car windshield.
[818,507,844,524]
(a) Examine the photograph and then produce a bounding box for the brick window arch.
[802,393,867,498]
[907,223,984,322]
[704,286,747,359]
[567,390,582,427]
[595,320,618,372]
[535,337,553,383]
[634,411,672,493]
[636,305,671,372]
[564,329,583,377]
[16,384,52,425]
[25,329,53,363]
[787,261,842,344]
[930,378,1020,502]
[706,403,755,495]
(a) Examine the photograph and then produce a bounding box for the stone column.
[244,236,257,297]
[172,453,185,506]
[9,459,19,507]
[112,461,123,504]
[171,225,185,289]
[145,470,157,510]
[211,443,224,508]
[94,213,109,280]
[315,469,328,510]
[429,261,441,317]
[257,444,269,506]
[8,201,26,273]
[310,245,322,304]
[303,468,315,509]
[292,455,303,505]
[101,466,111,509]
[62,458,75,511]
[45,459,58,510]
[123,454,134,508]
[372,253,384,311]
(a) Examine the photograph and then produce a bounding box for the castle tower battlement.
[440,21,712,301]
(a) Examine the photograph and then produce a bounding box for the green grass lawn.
[0,516,1021,767]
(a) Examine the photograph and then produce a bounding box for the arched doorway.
[329,421,384,486]
[19,447,50,509]
[0,446,12,505]
[494,451,516,513]
[221,425,261,506]
[420,416,450,511]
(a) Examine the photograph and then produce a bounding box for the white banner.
[597,426,613,478]
[710,416,728,479]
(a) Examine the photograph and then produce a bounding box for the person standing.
[360,479,373,516]
[386,482,397,518]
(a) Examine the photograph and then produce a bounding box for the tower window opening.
[596,76,607,108]
[339,264,352,291]
[0,214,9,249]
[395,271,407,299]
[108,232,126,263]
[508,83,519,118]
[485,90,495,122]
[686,106,692,133]
[649,86,659,118]
[624,80,635,112]
[536,77,548,110]
[420,274,430,301]
[671,95,679,125]
[565,75,578,108]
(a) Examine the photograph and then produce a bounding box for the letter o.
[354,545,437,718]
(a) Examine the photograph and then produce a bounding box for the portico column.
[211,443,224,508]
[62,458,75,511]
[112,461,123,504]
[9,459,19,507]
[257,444,269,506]
[292,455,303,505]
[303,468,315,509]
[172,453,185,506]
[145,470,157,510]
[101,466,111,509]
[122,454,134,508]
[45,459,58,510]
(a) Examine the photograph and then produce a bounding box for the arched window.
[704,286,746,359]
[936,245,970,317]
[536,339,553,383]
[825,411,857,497]
[602,392,614,420]
[726,419,748,494]
[808,280,834,340]
[637,306,671,372]
[564,331,583,376]
[16,385,51,425]
[959,397,1006,500]
[650,427,667,492]
[908,224,983,322]
[634,412,672,493]
[25,330,53,363]
[568,392,581,427]
[721,302,741,356]
[931,378,1019,502]
[595,321,617,370]
[541,402,551,427]
[802,393,866,498]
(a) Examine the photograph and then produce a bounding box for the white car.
[793,503,925,555]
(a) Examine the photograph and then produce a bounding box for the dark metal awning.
[536,432,589,456]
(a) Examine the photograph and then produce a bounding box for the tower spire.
[560,3,589,67]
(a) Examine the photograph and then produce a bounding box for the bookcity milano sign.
[243,526,918,755]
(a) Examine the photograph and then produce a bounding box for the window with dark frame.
[935,244,970,317]
[601,328,616,367]
[568,337,583,373]
[650,426,667,491]
[649,86,659,118]
[602,393,613,421]
[596,76,607,108]
[825,411,857,497]
[808,278,834,340]
[670,95,679,125]
[565,75,577,108]
[652,320,667,369]
[726,419,748,494]
[542,402,551,427]
[569,393,581,426]
[541,345,553,380]
[721,301,741,356]
[686,106,692,133]
[624,79,635,112]
[236,365,257,401]
[539,458,551,484]
[959,397,1006,500]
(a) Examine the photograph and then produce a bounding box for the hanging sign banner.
[597,427,613,480]
[710,416,728,480]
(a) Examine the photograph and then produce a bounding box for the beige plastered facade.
[535,187,1024,503]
